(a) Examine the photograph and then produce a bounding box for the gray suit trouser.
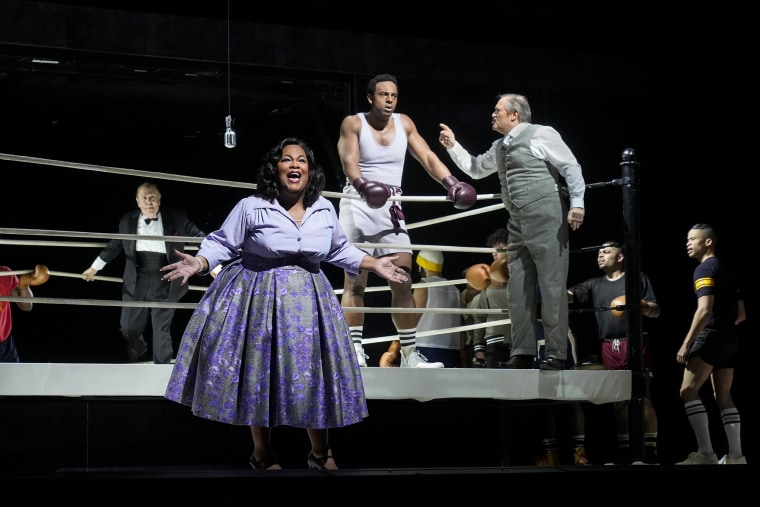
[506,193,569,361]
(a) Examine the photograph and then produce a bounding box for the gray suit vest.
[496,124,564,210]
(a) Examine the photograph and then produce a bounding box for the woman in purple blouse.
[161,138,408,471]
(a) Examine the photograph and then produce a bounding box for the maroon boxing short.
[601,335,651,371]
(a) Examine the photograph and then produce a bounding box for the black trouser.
[486,342,511,368]
[121,252,175,364]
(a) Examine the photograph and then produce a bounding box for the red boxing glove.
[442,175,477,210]
[18,264,50,289]
[465,263,491,291]
[353,177,391,209]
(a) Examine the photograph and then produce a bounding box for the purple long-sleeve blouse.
[198,195,366,275]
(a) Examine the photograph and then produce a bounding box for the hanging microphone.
[224,114,237,148]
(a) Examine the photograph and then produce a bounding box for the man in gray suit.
[438,93,586,370]
[82,181,205,364]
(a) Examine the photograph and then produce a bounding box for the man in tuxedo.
[82,181,205,364]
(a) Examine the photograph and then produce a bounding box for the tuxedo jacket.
[97,207,205,301]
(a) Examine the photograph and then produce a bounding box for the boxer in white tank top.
[337,73,477,369]
[339,112,410,252]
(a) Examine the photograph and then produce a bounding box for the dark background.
[0,0,754,465]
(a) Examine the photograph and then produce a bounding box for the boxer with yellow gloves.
[0,264,49,362]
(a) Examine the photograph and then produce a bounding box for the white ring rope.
[0,269,208,293]
[0,230,495,255]
[0,152,502,205]
[0,228,204,244]
[405,203,505,230]
[0,295,505,315]
[321,189,501,203]
[0,296,199,310]
[2,288,508,340]
[363,319,511,345]
[0,239,110,248]
[0,152,508,345]
[0,153,258,190]
[1,270,468,296]
[334,277,468,295]
[353,242,494,254]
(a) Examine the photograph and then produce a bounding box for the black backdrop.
[0,1,754,466]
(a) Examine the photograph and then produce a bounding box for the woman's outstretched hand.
[371,255,408,283]
[161,249,200,285]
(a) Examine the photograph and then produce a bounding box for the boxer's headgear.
[416,250,444,272]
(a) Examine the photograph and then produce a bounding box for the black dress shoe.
[574,356,604,370]
[539,357,564,370]
[126,344,148,363]
[502,355,534,369]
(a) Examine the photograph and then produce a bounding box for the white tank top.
[356,112,407,187]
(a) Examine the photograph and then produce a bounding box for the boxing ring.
[0,148,649,476]
[0,150,644,402]
[0,362,629,402]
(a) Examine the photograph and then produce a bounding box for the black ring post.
[621,147,645,463]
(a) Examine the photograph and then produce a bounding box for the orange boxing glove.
[18,264,50,289]
[610,295,626,318]
[379,340,400,367]
[465,263,491,291]
[610,295,648,318]
[489,256,509,284]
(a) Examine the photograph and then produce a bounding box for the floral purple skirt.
[165,259,368,428]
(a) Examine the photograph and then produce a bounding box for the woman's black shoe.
[249,452,279,471]
[307,450,333,470]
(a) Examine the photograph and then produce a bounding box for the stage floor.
[8,464,752,501]
[4,362,749,498]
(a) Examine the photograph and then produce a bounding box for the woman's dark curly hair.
[254,137,325,208]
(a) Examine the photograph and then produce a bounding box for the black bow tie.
[144,217,159,225]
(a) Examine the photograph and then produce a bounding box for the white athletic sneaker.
[401,350,444,368]
[354,344,368,367]
[676,451,718,465]
[719,455,747,465]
